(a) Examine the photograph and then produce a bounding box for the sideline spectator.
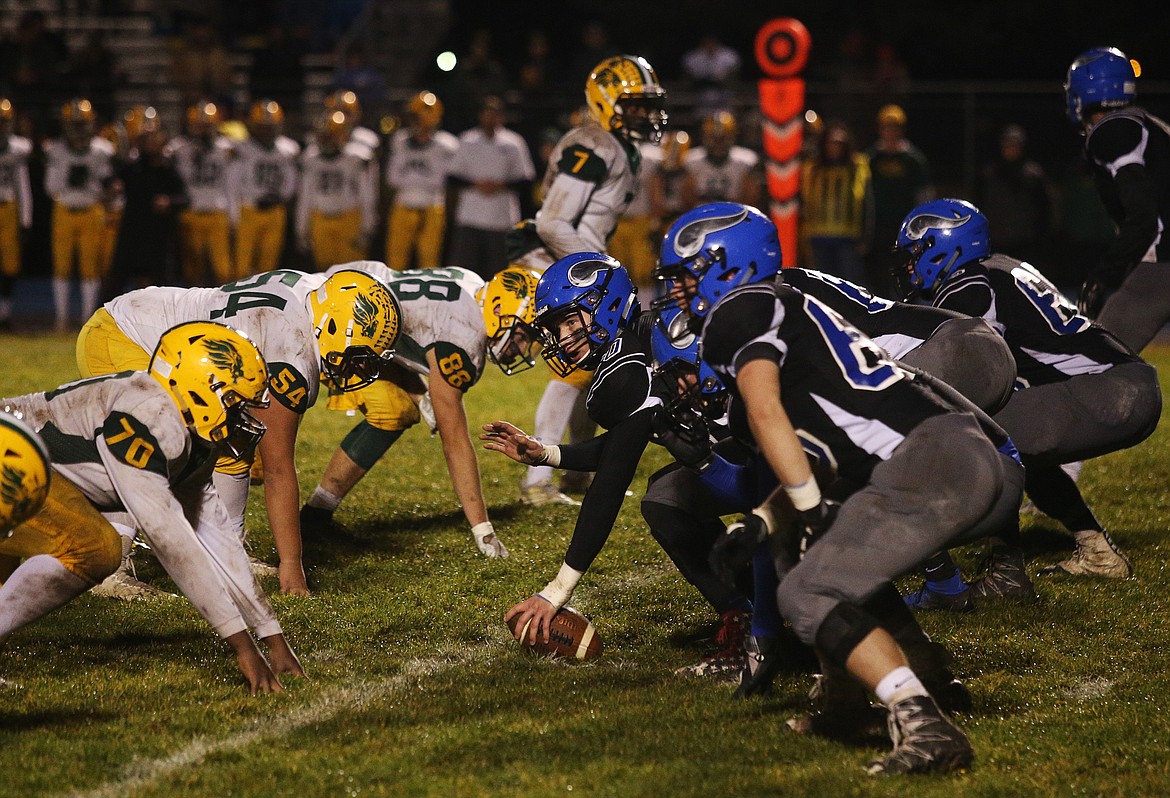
[682,35,741,115]
[169,17,234,109]
[0,11,70,125]
[800,120,873,284]
[976,124,1054,269]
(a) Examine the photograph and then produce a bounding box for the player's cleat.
[559,470,594,496]
[735,634,781,697]
[1038,529,1133,578]
[91,568,176,601]
[903,583,974,612]
[967,546,1038,602]
[248,556,279,579]
[901,639,972,715]
[675,608,749,680]
[299,504,335,542]
[520,480,581,507]
[866,695,973,775]
[787,670,888,742]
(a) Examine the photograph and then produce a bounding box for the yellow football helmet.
[325,89,362,121]
[186,99,223,137]
[0,98,13,136]
[477,265,542,375]
[248,99,284,146]
[62,97,96,147]
[308,270,402,392]
[407,90,443,130]
[123,105,160,141]
[149,322,271,458]
[702,110,737,141]
[0,412,51,535]
[661,130,691,170]
[316,109,351,154]
[584,55,667,143]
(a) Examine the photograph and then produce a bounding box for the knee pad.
[814,601,880,670]
[341,421,404,470]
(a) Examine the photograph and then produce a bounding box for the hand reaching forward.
[480,421,551,465]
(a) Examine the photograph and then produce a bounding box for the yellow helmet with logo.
[325,89,362,120]
[584,55,667,143]
[407,90,443,130]
[0,412,51,535]
[476,265,542,375]
[186,99,223,137]
[149,322,270,458]
[308,270,402,392]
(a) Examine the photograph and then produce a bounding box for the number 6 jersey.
[105,270,324,413]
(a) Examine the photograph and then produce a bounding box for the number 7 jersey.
[105,270,324,413]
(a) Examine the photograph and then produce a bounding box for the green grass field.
[3,330,1170,797]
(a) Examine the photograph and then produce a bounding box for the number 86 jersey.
[700,282,956,484]
[105,271,322,414]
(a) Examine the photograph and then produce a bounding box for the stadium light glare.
[437,51,457,72]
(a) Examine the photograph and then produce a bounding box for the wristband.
[537,562,584,610]
[784,477,822,513]
[538,444,561,467]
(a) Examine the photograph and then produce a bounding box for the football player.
[233,99,299,277]
[324,89,381,154]
[44,97,115,331]
[664,209,1021,774]
[384,91,459,270]
[0,413,51,535]
[484,254,663,642]
[1066,47,1170,354]
[0,322,302,694]
[169,99,237,286]
[681,111,762,208]
[297,109,377,269]
[505,55,666,507]
[78,269,401,596]
[301,263,544,559]
[0,98,32,330]
[893,199,1161,587]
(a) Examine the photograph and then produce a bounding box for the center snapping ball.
[506,606,603,661]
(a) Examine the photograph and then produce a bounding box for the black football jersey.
[701,282,953,483]
[1084,107,1170,271]
[780,268,967,360]
[933,255,1137,387]
[585,319,662,430]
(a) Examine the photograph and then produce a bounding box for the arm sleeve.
[1101,163,1160,283]
[562,408,654,572]
[697,451,759,507]
[555,430,610,471]
[534,175,599,258]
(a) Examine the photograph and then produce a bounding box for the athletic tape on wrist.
[785,477,822,513]
[538,561,583,609]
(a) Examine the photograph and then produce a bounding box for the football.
[506,606,603,661]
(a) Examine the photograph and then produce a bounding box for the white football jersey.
[684,145,760,204]
[2,372,281,638]
[168,134,237,214]
[43,136,115,209]
[232,135,300,206]
[327,261,487,390]
[385,128,459,209]
[536,119,641,257]
[622,141,660,218]
[296,141,377,236]
[105,271,323,414]
[0,135,33,226]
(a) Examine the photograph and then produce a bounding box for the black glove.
[709,512,769,587]
[651,406,712,471]
[793,499,839,559]
[1077,278,1106,318]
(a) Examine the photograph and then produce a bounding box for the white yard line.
[64,648,488,798]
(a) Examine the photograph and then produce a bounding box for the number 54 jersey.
[700,282,955,484]
[104,270,323,414]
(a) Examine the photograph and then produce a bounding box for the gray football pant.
[775,413,1007,648]
[992,361,1162,466]
[1098,261,1170,354]
[899,316,1016,414]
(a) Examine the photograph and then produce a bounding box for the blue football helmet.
[1065,47,1137,124]
[892,198,989,299]
[650,305,728,420]
[534,252,639,376]
[652,202,782,327]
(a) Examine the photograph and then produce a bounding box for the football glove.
[794,499,839,559]
[472,522,509,559]
[709,512,769,587]
[651,406,713,471]
[1077,278,1106,318]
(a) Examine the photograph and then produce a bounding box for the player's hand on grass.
[480,421,551,465]
[504,594,556,645]
[262,633,307,678]
[227,631,284,695]
[279,560,311,597]
[472,521,510,558]
[709,513,770,586]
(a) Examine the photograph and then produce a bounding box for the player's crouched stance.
[0,322,303,694]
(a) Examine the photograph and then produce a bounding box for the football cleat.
[901,639,972,715]
[519,480,580,507]
[866,695,973,775]
[674,609,749,681]
[91,567,177,602]
[903,583,975,613]
[299,504,336,542]
[248,556,279,579]
[786,669,888,742]
[735,634,782,698]
[967,545,1039,602]
[1038,529,1133,578]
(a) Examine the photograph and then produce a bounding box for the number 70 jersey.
[105,271,325,414]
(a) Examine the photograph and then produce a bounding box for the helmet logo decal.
[904,212,971,241]
[205,337,246,380]
[500,270,531,298]
[666,309,695,349]
[567,259,608,287]
[353,293,380,339]
[1,462,36,522]
[673,208,748,258]
[594,67,620,90]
